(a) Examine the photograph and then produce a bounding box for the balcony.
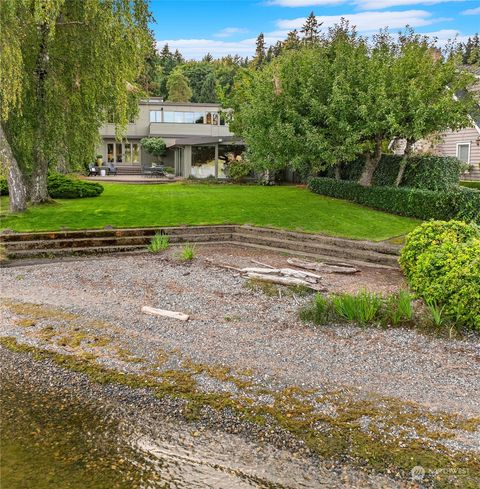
[149,122,233,138]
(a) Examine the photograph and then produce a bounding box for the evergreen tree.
[166,69,192,102]
[301,12,320,44]
[252,33,266,68]
[202,53,214,63]
[284,30,301,50]
[199,72,217,103]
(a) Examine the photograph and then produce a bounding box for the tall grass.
[332,290,382,324]
[148,233,169,253]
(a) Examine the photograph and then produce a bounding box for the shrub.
[148,233,169,253]
[308,177,480,223]
[400,221,480,330]
[225,159,254,182]
[399,220,480,281]
[140,137,166,162]
[332,290,382,324]
[47,174,104,199]
[0,174,104,199]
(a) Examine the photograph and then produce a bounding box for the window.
[132,143,139,164]
[163,111,175,123]
[174,112,184,123]
[457,143,470,163]
[184,112,195,123]
[212,112,219,125]
[107,143,114,163]
[150,110,161,123]
[194,112,204,124]
[115,143,123,163]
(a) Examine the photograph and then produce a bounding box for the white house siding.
[434,126,480,181]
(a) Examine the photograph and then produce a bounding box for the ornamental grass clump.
[178,243,196,261]
[147,233,169,253]
[383,290,414,326]
[332,290,382,325]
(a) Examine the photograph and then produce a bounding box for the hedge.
[327,155,464,191]
[308,177,480,223]
[0,174,104,199]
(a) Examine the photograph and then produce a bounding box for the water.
[0,376,308,488]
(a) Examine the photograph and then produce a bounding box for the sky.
[150,0,480,59]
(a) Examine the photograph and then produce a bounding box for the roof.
[165,135,243,147]
[139,99,223,108]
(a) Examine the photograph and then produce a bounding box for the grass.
[147,233,169,253]
[0,182,418,241]
[460,181,480,190]
[177,243,196,261]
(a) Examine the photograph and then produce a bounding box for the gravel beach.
[1,245,479,487]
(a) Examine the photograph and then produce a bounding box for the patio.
[82,175,182,184]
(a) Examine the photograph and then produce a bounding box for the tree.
[166,69,192,102]
[252,33,266,68]
[0,0,151,211]
[137,30,161,95]
[284,30,301,50]
[140,137,166,163]
[301,12,320,44]
[199,72,218,103]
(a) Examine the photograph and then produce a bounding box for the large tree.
[0,0,151,211]
[166,68,192,102]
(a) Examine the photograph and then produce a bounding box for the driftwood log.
[246,272,327,292]
[286,257,359,275]
[142,306,190,321]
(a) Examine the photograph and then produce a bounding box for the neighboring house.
[98,98,243,177]
[431,67,480,181]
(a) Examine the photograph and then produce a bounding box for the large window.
[163,111,175,122]
[105,142,140,164]
[457,143,470,163]
[150,110,162,123]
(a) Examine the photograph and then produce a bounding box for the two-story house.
[98,99,243,178]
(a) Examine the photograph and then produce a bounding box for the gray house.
[97,98,243,178]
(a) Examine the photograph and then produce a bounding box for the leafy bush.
[148,233,169,253]
[225,159,254,182]
[47,174,104,199]
[335,155,463,191]
[0,174,103,199]
[308,177,480,223]
[400,221,480,330]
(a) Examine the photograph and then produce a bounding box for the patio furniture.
[88,163,98,176]
[151,165,167,177]
[107,163,117,176]
[141,163,153,177]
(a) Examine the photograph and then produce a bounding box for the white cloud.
[155,38,258,60]
[355,0,467,10]
[461,6,480,15]
[266,0,346,6]
[214,27,249,38]
[277,9,446,31]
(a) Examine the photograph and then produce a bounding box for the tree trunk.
[29,20,51,204]
[334,162,342,180]
[394,139,413,187]
[0,123,28,212]
[358,138,382,187]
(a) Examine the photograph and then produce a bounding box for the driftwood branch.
[286,257,359,275]
[142,306,190,321]
[246,272,327,292]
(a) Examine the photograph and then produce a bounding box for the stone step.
[234,233,399,267]
[5,233,233,251]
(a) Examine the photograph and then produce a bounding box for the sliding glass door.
[105,141,140,165]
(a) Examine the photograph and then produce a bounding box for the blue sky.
[150,0,480,59]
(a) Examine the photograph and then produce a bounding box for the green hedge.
[399,221,480,330]
[0,174,104,199]
[460,181,480,190]
[308,177,480,223]
[329,155,464,191]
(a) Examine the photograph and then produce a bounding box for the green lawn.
[0,182,419,241]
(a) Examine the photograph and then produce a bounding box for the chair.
[107,163,117,176]
[88,163,98,176]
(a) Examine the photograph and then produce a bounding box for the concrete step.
[236,225,401,255]
[234,233,399,267]
[0,225,237,243]
[5,233,234,251]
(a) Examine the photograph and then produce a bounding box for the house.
[431,67,480,181]
[97,99,243,178]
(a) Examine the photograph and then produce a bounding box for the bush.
[335,155,463,191]
[400,221,480,330]
[47,174,104,199]
[225,159,254,182]
[0,174,104,199]
[308,177,480,223]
